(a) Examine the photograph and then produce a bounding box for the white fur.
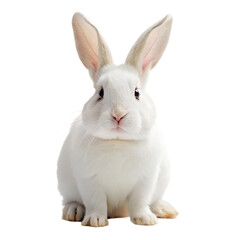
[57,13,177,226]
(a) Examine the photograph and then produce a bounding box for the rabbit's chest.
[79,139,159,194]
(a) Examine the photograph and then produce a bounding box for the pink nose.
[112,107,128,124]
[112,114,127,123]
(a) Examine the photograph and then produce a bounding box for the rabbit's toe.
[151,200,178,218]
[62,202,85,221]
[131,212,158,225]
[82,215,109,227]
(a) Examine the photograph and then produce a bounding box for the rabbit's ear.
[72,13,113,81]
[125,15,172,78]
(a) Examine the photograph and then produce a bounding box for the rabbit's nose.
[112,107,128,124]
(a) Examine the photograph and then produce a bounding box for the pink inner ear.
[92,61,98,71]
[141,28,159,73]
[142,59,151,72]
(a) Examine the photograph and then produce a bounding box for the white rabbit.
[57,12,178,227]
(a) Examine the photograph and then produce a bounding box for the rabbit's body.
[58,116,169,218]
[57,13,178,227]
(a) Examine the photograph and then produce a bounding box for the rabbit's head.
[72,13,172,140]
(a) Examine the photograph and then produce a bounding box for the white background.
[0,0,240,239]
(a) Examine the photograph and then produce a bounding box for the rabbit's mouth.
[111,126,124,132]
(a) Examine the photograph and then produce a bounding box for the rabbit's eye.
[98,88,104,99]
[134,88,140,100]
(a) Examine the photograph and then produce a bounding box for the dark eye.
[134,88,140,100]
[98,88,104,100]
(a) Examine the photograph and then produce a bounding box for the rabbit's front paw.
[82,215,109,227]
[62,202,85,221]
[131,212,158,225]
